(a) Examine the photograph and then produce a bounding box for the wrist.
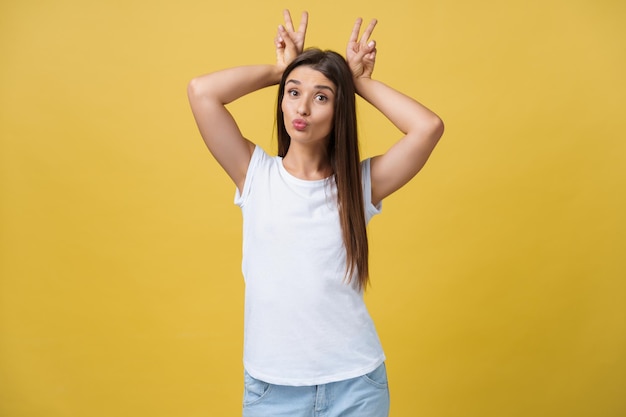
[267,64,285,85]
[353,76,373,94]
[269,64,285,85]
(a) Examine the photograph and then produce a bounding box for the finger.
[359,18,378,44]
[298,11,308,35]
[278,25,295,48]
[355,40,376,58]
[366,48,377,61]
[277,24,287,42]
[367,40,376,51]
[349,17,363,44]
[283,9,295,32]
[275,32,285,48]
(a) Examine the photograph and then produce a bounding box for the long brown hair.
[276,49,370,290]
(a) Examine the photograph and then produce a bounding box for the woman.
[188,10,443,417]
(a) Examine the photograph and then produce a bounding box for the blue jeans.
[242,363,390,417]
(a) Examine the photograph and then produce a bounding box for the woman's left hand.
[346,17,378,80]
[275,10,308,71]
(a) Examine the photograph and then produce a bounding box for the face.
[281,66,336,147]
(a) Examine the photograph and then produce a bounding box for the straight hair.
[276,48,370,290]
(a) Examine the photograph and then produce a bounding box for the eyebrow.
[286,79,335,94]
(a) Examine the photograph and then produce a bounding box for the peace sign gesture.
[346,17,378,79]
[275,10,308,71]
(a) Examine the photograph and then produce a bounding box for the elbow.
[187,76,219,108]
[188,75,228,106]
[421,114,444,144]
[431,115,444,141]
[187,77,203,101]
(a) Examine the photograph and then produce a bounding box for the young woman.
[188,10,443,417]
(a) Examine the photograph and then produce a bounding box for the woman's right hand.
[346,17,378,80]
[275,10,308,71]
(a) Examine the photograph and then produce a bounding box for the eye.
[315,94,328,102]
[287,89,299,97]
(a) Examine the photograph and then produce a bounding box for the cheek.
[323,108,335,127]
[280,101,292,131]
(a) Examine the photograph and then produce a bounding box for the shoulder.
[235,145,279,207]
[248,145,275,171]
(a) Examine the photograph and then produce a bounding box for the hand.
[275,10,308,71]
[346,18,378,79]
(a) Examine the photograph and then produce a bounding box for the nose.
[297,101,310,116]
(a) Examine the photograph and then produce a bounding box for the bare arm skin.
[187,65,281,192]
[346,18,444,206]
[187,10,308,192]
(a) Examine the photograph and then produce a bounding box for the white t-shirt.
[235,145,385,386]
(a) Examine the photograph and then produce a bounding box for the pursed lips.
[292,118,308,131]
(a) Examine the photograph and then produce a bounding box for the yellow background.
[1,0,625,416]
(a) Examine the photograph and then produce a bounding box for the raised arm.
[346,18,444,206]
[187,10,308,191]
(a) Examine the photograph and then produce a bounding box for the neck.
[282,142,332,180]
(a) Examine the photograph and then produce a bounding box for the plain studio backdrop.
[1,0,624,416]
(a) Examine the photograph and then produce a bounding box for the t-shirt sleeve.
[234,145,264,208]
[361,158,382,222]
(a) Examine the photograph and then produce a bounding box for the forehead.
[286,66,336,91]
